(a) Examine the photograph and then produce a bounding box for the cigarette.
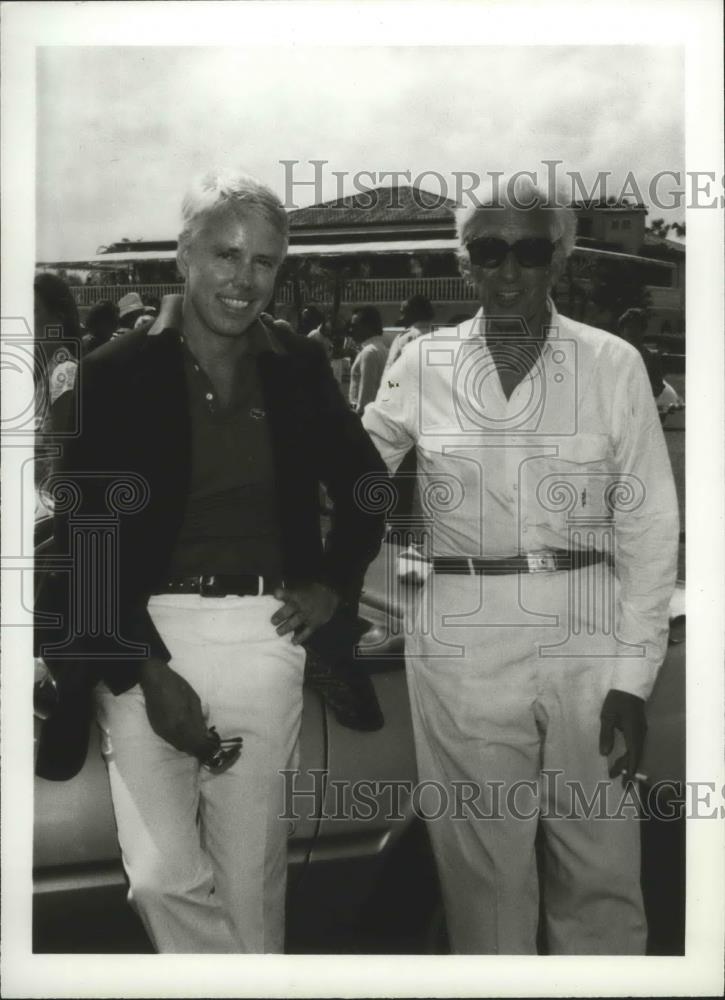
[621,770,649,782]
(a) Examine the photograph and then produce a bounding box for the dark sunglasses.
[466,236,555,269]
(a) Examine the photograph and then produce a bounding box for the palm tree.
[649,218,672,238]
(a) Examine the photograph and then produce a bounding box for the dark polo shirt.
[165,320,285,580]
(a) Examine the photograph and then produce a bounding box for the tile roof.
[288,184,457,230]
[641,232,686,254]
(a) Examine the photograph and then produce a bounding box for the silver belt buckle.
[526,550,557,573]
[397,545,432,586]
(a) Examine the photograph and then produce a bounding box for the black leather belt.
[156,575,281,597]
[431,550,606,575]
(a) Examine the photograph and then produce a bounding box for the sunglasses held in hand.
[466,236,555,269]
[203,726,243,772]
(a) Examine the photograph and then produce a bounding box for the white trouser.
[95,594,306,953]
[405,568,647,955]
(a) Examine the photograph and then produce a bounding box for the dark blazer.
[35,315,386,776]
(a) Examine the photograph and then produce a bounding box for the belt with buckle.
[156,574,281,597]
[431,550,606,576]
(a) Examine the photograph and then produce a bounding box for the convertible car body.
[33,521,685,954]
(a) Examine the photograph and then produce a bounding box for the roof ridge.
[290,182,458,214]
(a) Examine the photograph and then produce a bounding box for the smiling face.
[466,205,555,337]
[177,206,286,346]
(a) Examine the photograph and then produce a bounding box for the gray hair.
[455,173,577,281]
[178,169,289,255]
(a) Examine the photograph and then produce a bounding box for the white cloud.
[36,45,685,260]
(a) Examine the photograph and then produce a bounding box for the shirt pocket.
[525,433,615,525]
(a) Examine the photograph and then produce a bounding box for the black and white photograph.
[1,1,723,996]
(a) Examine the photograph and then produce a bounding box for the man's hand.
[598,688,647,785]
[271,582,340,645]
[139,659,216,761]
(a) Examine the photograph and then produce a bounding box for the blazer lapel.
[126,330,191,518]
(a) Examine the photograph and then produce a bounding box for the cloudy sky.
[36,44,684,261]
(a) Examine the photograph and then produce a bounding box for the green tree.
[277,255,368,328]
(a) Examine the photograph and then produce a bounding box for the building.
[637,231,686,335]
[573,200,648,255]
[280,186,683,331]
[38,185,685,334]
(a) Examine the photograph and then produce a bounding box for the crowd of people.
[34,168,679,957]
[36,270,675,426]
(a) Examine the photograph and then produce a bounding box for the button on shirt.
[166,322,284,579]
[362,303,680,698]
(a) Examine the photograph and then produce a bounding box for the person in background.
[615,308,683,423]
[616,308,665,398]
[34,271,81,357]
[34,272,82,407]
[113,291,146,336]
[297,303,325,337]
[34,271,83,509]
[348,305,388,414]
[258,311,292,335]
[384,294,435,371]
[133,313,156,334]
[307,316,334,360]
[379,293,436,535]
[81,299,119,355]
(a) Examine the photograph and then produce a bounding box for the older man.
[362,175,679,954]
[35,170,385,952]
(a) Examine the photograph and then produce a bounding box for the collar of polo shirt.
[148,293,285,356]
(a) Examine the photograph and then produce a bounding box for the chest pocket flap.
[551,433,611,465]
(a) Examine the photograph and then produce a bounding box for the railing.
[68,277,681,314]
[70,283,184,307]
[70,277,477,310]
[275,276,477,305]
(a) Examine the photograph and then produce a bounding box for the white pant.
[95,594,306,953]
[405,569,647,955]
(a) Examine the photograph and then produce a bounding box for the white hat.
[118,292,145,319]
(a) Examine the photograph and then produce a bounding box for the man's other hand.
[598,688,647,785]
[139,659,215,760]
[271,582,340,644]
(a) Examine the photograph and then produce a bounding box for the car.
[31,511,441,954]
[32,515,686,954]
[656,380,685,426]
